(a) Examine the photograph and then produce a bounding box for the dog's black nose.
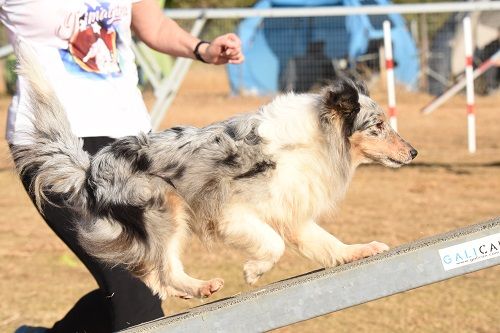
[410,148,418,159]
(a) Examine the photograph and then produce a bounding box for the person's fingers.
[220,47,240,58]
[207,34,244,64]
[214,34,240,50]
[221,39,239,51]
[224,33,241,45]
[224,47,242,57]
[228,53,244,64]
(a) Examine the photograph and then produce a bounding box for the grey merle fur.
[12,43,416,299]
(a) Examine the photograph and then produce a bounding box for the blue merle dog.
[13,44,417,299]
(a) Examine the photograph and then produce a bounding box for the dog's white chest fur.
[246,94,346,226]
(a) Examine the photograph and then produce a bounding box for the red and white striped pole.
[383,20,397,132]
[463,16,476,153]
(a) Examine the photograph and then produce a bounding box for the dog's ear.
[320,78,364,138]
[321,78,361,117]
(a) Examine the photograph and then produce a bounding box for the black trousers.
[15,137,164,332]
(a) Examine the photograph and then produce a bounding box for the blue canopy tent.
[227,0,420,95]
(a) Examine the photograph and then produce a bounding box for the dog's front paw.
[343,241,390,263]
[243,260,274,285]
[244,267,262,285]
[368,241,390,254]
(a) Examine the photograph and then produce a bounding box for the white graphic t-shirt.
[0,0,152,144]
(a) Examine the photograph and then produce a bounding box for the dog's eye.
[367,121,384,136]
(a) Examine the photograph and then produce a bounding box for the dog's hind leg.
[142,243,224,300]
[147,190,224,299]
[291,221,389,267]
[141,272,194,299]
[161,234,224,299]
[221,208,285,285]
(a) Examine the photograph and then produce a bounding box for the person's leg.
[37,190,164,332]
[95,267,164,330]
[50,271,164,332]
[50,290,111,333]
[16,136,164,332]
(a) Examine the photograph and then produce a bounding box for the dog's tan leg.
[291,222,389,267]
[141,272,193,299]
[140,256,219,300]
[146,244,225,301]
[165,231,225,298]
[221,209,285,285]
[144,191,224,299]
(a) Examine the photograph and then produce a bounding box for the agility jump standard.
[463,16,476,154]
[122,217,499,333]
[383,20,397,132]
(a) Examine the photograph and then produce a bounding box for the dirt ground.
[0,64,499,332]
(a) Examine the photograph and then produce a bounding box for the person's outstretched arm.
[132,0,244,65]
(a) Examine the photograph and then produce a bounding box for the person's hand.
[201,33,244,65]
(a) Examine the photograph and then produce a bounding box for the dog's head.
[319,78,417,168]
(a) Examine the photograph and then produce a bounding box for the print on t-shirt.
[72,20,119,74]
[59,1,129,78]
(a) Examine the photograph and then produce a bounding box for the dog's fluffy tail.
[12,42,90,211]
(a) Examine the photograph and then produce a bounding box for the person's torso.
[1,0,152,144]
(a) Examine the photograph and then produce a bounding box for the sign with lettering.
[439,233,500,271]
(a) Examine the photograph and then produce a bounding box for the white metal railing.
[165,1,500,19]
